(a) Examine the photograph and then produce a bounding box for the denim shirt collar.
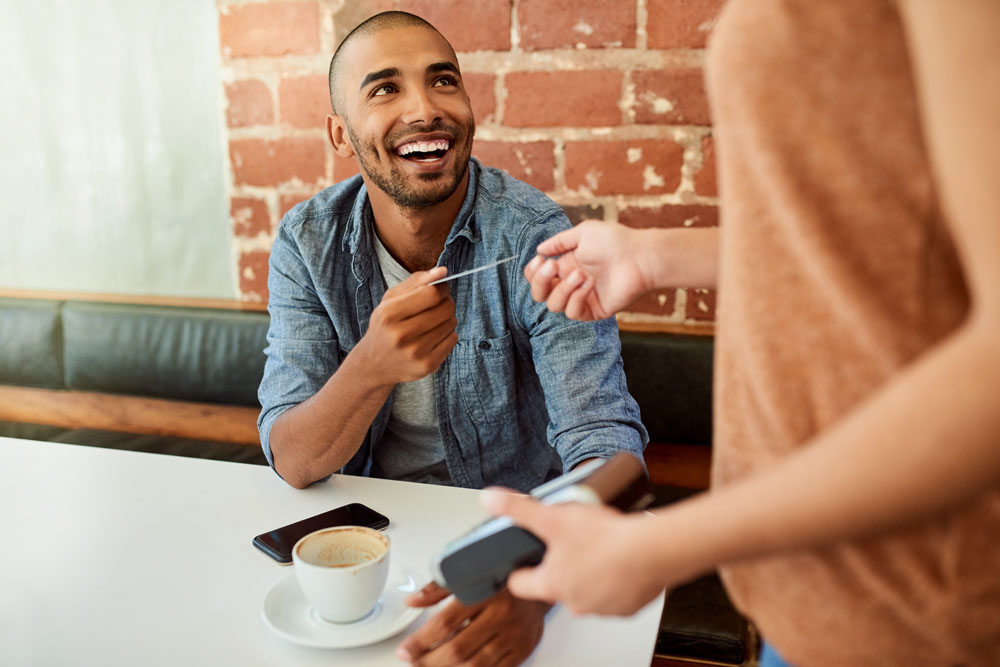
[443,157,482,247]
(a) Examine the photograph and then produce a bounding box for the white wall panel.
[0,0,234,298]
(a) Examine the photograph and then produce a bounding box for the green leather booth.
[620,330,713,446]
[0,297,268,464]
[1,298,266,400]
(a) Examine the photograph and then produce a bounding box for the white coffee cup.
[292,525,391,623]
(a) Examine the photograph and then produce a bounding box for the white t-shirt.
[368,232,451,485]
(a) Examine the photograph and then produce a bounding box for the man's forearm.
[641,317,1000,582]
[269,346,394,488]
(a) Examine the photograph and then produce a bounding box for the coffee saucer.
[262,563,426,648]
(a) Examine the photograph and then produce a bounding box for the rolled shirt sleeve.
[256,222,340,468]
[514,213,649,473]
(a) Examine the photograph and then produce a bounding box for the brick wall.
[219,0,724,326]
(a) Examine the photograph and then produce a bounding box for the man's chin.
[415,170,446,182]
[394,187,457,209]
[396,165,467,208]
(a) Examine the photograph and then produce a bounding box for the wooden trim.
[0,289,267,312]
[0,386,260,445]
[644,442,712,490]
[617,317,715,336]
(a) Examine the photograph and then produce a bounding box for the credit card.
[429,255,517,285]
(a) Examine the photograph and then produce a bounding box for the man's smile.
[392,132,454,166]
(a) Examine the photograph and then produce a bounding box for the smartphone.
[252,503,390,564]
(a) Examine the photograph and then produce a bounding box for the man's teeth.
[397,140,451,157]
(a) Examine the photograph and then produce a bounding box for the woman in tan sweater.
[485,1,1000,665]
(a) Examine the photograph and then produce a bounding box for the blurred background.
[0,0,723,327]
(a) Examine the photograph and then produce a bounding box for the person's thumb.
[507,565,554,603]
[536,226,582,258]
[390,266,447,297]
[482,489,558,603]
[415,265,448,284]
[481,488,549,536]
[403,581,450,607]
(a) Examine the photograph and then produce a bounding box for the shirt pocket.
[458,331,517,426]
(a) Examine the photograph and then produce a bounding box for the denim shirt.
[258,158,647,492]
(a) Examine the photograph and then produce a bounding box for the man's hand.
[397,583,547,666]
[481,489,667,617]
[524,220,650,321]
[354,266,459,386]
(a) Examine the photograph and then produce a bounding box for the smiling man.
[256,11,647,666]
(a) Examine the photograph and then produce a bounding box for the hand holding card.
[353,266,458,385]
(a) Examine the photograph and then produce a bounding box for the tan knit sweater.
[707,1,1000,664]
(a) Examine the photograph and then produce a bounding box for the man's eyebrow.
[427,61,460,76]
[359,67,400,92]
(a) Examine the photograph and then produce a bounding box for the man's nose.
[401,87,443,125]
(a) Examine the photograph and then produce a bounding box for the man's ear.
[326,114,356,158]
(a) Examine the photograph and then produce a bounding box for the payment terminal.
[432,453,651,605]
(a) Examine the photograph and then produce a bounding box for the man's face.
[336,26,475,210]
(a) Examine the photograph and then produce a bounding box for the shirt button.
[478,340,491,350]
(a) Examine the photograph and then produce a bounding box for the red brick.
[618,204,718,229]
[473,141,555,191]
[463,73,496,125]
[647,0,725,49]
[333,0,395,45]
[685,288,716,321]
[565,140,683,195]
[280,75,330,129]
[239,250,271,302]
[560,204,604,226]
[279,193,314,220]
[334,153,361,183]
[220,3,320,58]
[694,135,717,196]
[230,138,326,187]
[225,79,274,128]
[231,197,271,238]
[632,69,711,125]
[624,289,678,316]
[400,0,511,52]
[505,71,622,127]
[518,0,635,50]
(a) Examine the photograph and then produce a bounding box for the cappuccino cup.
[292,526,390,623]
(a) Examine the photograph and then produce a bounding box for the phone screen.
[252,503,390,564]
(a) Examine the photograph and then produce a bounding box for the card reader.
[432,453,651,605]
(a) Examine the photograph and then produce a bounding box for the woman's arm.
[488,0,1000,615]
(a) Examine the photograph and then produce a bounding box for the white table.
[0,438,663,666]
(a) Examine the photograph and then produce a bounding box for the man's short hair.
[328,11,450,117]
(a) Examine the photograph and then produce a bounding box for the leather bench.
[0,295,749,665]
[0,296,267,464]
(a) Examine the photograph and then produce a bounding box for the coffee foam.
[297,527,388,568]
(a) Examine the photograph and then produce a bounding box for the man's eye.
[433,76,457,87]
[372,83,396,97]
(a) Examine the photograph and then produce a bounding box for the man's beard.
[347,119,474,210]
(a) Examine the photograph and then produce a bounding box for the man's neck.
[366,170,470,273]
